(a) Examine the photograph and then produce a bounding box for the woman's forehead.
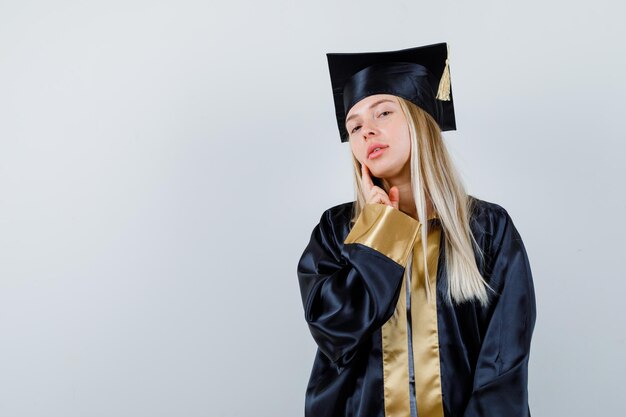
[346,94,398,120]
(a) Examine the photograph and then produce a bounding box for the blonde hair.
[349,97,494,307]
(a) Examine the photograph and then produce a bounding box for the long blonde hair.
[349,97,493,307]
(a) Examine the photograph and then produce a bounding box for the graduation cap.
[327,42,456,143]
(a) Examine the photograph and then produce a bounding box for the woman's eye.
[351,126,361,134]
[379,111,391,117]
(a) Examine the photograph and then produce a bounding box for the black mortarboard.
[327,42,455,142]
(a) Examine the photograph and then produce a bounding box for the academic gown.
[296,196,536,417]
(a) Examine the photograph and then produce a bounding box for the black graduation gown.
[296,196,536,417]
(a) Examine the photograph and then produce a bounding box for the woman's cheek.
[355,148,366,165]
[349,143,361,162]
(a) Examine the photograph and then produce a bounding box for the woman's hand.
[360,164,400,209]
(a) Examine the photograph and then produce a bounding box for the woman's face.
[346,94,411,181]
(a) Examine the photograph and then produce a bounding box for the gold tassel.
[436,57,451,101]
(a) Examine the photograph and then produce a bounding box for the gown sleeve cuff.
[343,203,420,267]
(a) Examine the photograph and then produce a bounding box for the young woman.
[296,42,537,417]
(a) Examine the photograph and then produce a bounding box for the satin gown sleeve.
[462,207,537,417]
[297,203,420,374]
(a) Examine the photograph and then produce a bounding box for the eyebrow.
[345,98,395,125]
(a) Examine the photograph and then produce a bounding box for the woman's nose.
[361,123,378,140]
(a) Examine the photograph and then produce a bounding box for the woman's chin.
[369,164,402,180]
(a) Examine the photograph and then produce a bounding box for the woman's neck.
[383,177,434,221]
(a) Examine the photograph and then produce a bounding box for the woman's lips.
[368,147,387,159]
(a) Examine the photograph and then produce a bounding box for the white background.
[1,0,624,416]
